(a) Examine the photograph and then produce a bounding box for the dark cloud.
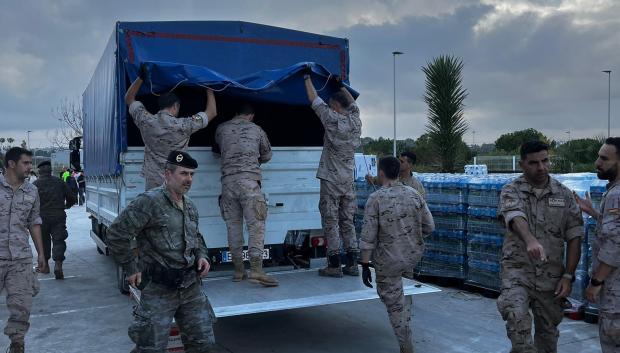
[0,0,618,148]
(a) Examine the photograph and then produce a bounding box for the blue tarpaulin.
[83,21,353,176]
[134,61,358,106]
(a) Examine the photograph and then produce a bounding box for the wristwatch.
[562,273,576,283]
[591,277,605,287]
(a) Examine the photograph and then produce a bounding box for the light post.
[27,130,32,149]
[392,51,404,157]
[603,70,611,137]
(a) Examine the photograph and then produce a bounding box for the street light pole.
[603,70,612,137]
[27,130,32,149]
[392,51,403,157]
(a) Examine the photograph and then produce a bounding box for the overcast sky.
[0,0,618,148]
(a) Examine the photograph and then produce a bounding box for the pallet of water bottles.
[353,179,378,237]
[584,212,604,322]
[417,176,469,280]
[416,229,468,279]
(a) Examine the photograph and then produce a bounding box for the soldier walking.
[33,160,76,279]
[497,141,583,353]
[0,147,46,353]
[359,156,434,353]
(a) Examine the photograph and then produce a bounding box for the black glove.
[361,263,373,288]
[302,63,313,76]
[330,75,344,88]
[139,63,148,81]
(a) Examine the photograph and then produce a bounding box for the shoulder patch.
[502,198,519,209]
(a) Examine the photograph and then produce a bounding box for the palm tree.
[422,55,469,172]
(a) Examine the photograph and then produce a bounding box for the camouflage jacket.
[129,101,209,181]
[498,176,583,291]
[594,181,620,315]
[401,174,426,199]
[215,117,272,182]
[360,181,435,277]
[106,186,208,276]
[0,175,42,261]
[34,174,76,220]
[311,97,362,184]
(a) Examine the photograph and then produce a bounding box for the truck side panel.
[82,31,119,177]
[90,147,322,249]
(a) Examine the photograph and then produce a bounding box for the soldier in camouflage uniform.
[107,151,218,353]
[398,151,425,198]
[359,157,434,353]
[575,137,620,353]
[125,64,217,190]
[366,151,426,198]
[0,147,45,353]
[33,160,76,279]
[497,141,583,353]
[304,72,362,277]
[214,104,278,287]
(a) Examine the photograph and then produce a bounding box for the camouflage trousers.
[497,284,564,353]
[129,280,216,353]
[219,178,267,259]
[599,313,620,353]
[319,180,358,256]
[41,217,69,261]
[376,274,413,348]
[0,259,38,343]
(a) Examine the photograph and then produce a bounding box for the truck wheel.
[117,265,130,295]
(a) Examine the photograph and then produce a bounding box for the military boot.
[400,341,414,353]
[232,256,247,282]
[342,251,360,276]
[8,341,24,353]
[318,254,343,278]
[54,261,64,280]
[248,257,279,287]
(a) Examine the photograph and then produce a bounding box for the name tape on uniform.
[548,198,566,207]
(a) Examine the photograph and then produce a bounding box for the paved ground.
[0,206,602,352]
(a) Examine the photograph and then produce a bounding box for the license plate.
[221,249,270,263]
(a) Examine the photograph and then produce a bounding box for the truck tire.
[117,265,130,295]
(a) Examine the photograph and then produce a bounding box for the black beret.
[37,160,51,168]
[166,150,197,169]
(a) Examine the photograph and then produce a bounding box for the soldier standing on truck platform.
[33,160,76,279]
[359,156,434,353]
[107,151,219,353]
[304,70,362,278]
[124,64,218,190]
[215,103,279,287]
[574,137,620,353]
[497,140,583,353]
[0,147,46,353]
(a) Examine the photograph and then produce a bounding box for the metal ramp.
[203,269,441,318]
